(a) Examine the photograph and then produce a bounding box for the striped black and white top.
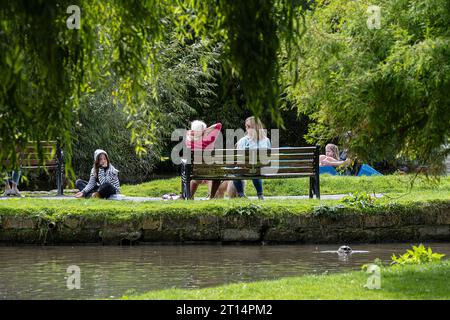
[81,165,120,195]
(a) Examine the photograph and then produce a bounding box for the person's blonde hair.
[245,116,267,142]
[325,144,340,160]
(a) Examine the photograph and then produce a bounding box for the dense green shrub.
[72,89,157,184]
[1,1,307,172]
[340,192,377,209]
[72,33,221,183]
[391,244,446,266]
[283,0,450,172]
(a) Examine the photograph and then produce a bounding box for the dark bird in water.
[317,246,368,256]
[337,245,353,255]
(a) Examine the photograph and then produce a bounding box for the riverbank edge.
[0,200,449,244]
[123,260,450,300]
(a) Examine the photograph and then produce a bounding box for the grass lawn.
[121,174,450,198]
[123,260,450,300]
[0,189,449,219]
[0,175,448,223]
[0,174,449,220]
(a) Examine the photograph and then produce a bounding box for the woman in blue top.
[234,116,271,200]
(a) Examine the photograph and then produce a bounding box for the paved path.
[0,194,383,202]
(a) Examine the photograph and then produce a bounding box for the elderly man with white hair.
[184,120,222,199]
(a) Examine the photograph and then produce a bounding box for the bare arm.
[319,155,349,167]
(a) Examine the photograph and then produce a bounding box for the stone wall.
[1,205,449,245]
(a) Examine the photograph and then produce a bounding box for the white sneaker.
[12,186,23,197]
[12,190,23,197]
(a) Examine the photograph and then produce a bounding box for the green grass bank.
[0,188,449,244]
[123,260,450,300]
[120,174,450,197]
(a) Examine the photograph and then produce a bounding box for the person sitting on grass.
[75,149,120,199]
[320,143,382,176]
[3,170,22,197]
[319,144,352,167]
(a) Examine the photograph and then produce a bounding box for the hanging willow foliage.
[282,0,450,173]
[0,0,307,173]
[171,0,307,123]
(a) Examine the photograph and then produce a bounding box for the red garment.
[185,123,222,150]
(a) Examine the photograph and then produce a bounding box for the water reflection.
[0,243,449,299]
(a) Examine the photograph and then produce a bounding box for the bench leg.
[314,145,320,199]
[209,180,222,199]
[183,178,191,200]
[56,163,64,196]
[314,174,320,200]
[56,145,64,196]
[309,177,314,199]
[56,171,62,196]
[181,160,192,200]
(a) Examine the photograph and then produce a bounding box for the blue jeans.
[6,170,21,186]
[233,179,263,197]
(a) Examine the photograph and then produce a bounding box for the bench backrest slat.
[209,147,316,154]
[192,152,315,163]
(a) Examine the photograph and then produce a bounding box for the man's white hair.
[191,120,207,131]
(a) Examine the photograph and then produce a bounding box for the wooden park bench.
[181,146,320,199]
[2,141,65,195]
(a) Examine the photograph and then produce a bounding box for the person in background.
[213,180,241,199]
[233,116,271,200]
[319,144,352,167]
[3,170,22,197]
[320,143,381,176]
[75,149,120,199]
[339,131,352,161]
[185,120,222,199]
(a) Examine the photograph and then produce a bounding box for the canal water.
[0,243,449,299]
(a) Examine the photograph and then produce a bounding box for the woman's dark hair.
[93,152,110,177]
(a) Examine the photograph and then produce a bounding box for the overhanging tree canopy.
[283,0,450,172]
[0,0,307,173]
